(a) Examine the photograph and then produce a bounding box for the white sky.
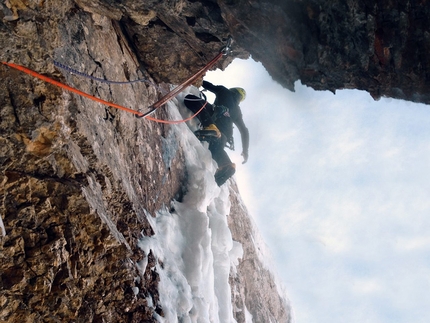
[206,58,430,323]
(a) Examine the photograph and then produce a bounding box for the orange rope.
[149,52,223,111]
[1,61,205,124]
[145,101,207,124]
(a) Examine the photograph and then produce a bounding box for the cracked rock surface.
[1,2,185,321]
[1,0,430,322]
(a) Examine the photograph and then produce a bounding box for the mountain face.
[66,0,430,103]
[215,0,430,103]
[0,1,290,322]
[1,0,428,322]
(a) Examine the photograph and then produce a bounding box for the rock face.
[73,0,249,84]
[219,0,430,103]
[0,1,288,322]
[1,0,429,322]
[65,0,430,104]
[228,183,292,323]
[1,2,185,321]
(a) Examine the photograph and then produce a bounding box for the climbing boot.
[195,123,222,141]
[214,163,236,186]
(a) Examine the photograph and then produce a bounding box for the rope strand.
[1,61,205,124]
[54,60,163,90]
[145,101,207,124]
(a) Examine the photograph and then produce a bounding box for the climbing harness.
[1,36,232,124]
[183,93,235,150]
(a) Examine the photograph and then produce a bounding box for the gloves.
[241,151,248,164]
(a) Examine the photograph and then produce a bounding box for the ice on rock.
[137,88,241,322]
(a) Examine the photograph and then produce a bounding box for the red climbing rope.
[139,36,232,118]
[1,61,205,124]
[2,61,144,115]
[1,37,232,123]
[139,52,223,118]
[145,101,207,124]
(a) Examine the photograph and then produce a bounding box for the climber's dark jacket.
[184,81,249,168]
[201,81,249,155]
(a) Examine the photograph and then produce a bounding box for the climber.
[184,80,249,186]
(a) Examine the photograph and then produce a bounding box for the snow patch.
[244,304,253,323]
[0,214,5,236]
[229,241,244,275]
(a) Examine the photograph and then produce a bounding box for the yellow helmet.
[230,87,246,102]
